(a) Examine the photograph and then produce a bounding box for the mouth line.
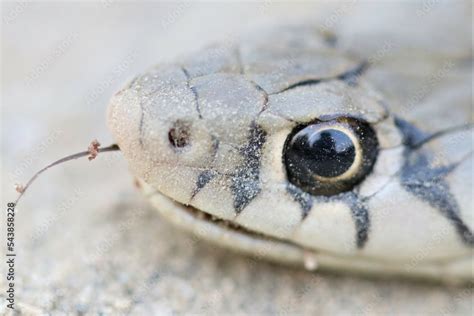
[182,201,283,242]
[139,177,296,247]
[141,183,307,266]
[141,181,472,269]
[139,180,472,281]
[176,200,473,265]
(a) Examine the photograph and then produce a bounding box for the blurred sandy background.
[1,1,473,315]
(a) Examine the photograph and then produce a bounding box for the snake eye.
[283,118,378,196]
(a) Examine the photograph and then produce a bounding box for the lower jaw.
[137,178,473,284]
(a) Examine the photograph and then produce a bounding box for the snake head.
[107,27,472,281]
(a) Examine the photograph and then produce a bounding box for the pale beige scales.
[107,4,472,282]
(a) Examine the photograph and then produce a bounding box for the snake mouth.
[184,203,266,236]
[137,179,307,265]
[137,179,473,283]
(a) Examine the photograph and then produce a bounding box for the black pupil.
[289,127,355,178]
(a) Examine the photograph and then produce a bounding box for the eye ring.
[283,117,378,196]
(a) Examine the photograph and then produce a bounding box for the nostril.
[168,120,191,149]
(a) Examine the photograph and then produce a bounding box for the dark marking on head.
[401,149,473,246]
[190,86,202,119]
[231,169,261,213]
[191,170,218,199]
[240,123,267,171]
[278,79,323,93]
[181,66,191,80]
[251,81,269,113]
[396,118,473,246]
[211,135,220,155]
[231,123,267,213]
[337,61,369,87]
[181,67,203,119]
[286,183,313,219]
[395,117,473,148]
[394,117,431,147]
[291,189,369,247]
[190,135,220,199]
[345,192,370,248]
[271,61,369,95]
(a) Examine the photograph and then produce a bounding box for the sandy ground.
[1,2,473,315]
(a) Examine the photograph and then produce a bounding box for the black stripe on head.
[337,61,369,87]
[396,117,473,246]
[400,150,473,246]
[191,170,217,199]
[231,123,267,213]
[288,189,370,247]
[190,135,220,199]
[286,183,313,219]
[181,67,203,119]
[394,117,430,147]
[345,192,370,248]
[287,180,371,247]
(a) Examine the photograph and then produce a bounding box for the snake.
[106,5,472,283]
